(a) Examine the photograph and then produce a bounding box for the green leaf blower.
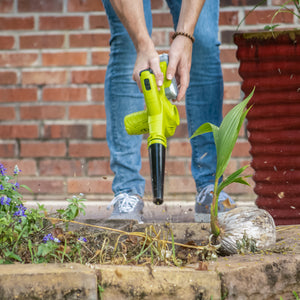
[124,54,180,205]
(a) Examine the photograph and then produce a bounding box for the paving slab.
[0,263,97,300]
[95,264,221,300]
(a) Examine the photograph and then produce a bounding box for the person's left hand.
[167,35,193,101]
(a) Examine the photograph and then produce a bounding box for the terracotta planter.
[234,30,300,225]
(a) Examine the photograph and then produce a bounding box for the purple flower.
[0,164,7,176]
[0,184,4,190]
[43,233,60,243]
[13,204,27,217]
[0,196,11,205]
[43,233,54,243]
[78,237,87,243]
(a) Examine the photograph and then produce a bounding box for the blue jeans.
[102,0,223,197]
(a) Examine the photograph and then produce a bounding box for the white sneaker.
[107,193,144,223]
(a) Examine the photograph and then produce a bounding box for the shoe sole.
[194,211,228,223]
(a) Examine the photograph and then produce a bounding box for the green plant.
[293,291,300,300]
[56,193,86,230]
[191,89,254,237]
[0,163,89,264]
[239,0,300,31]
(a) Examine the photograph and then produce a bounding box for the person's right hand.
[132,42,164,93]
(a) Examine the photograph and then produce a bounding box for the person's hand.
[132,42,164,92]
[167,35,193,101]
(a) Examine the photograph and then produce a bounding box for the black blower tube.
[148,143,165,205]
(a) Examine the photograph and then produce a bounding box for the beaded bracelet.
[172,31,195,43]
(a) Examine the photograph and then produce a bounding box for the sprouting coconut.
[191,88,276,255]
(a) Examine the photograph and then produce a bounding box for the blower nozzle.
[148,143,165,205]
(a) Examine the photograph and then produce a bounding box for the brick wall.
[0,0,298,205]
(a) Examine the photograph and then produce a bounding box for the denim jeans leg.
[167,0,223,192]
[102,0,152,197]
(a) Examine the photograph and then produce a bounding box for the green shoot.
[191,88,255,237]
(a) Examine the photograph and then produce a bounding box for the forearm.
[109,0,153,52]
[176,0,205,35]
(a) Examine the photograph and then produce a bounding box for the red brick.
[141,161,150,176]
[68,0,104,12]
[141,142,148,158]
[220,48,238,64]
[69,33,110,47]
[39,159,84,176]
[20,35,64,49]
[0,125,38,139]
[39,16,84,30]
[224,160,238,176]
[0,71,17,85]
[69,104,106,119]
[272,0,286,4]
[219,11,239,26]
[43,87,87,102]
[0,142,16,157]
[151,0,164,9]
[220,0,263,6]
[232,140,251,157]
[166,160,188,176]
[87,160,113,176]
[91,88,104,102]
[19,179,65,194]
[222,103,236,117]
[42,52,87,66]
[0,107,15,120]
[20,142,66,157]
[142,159,188,177]
[224,181,254,196]
[224,84,241,100]
[167,177,196,194]
[245,9,294,25]
[176,105,187,119]
[222,67,241,82]
[69,142,109,158]
[221,30,236,45]
[173,122,188,138]
[0,36,15,50]
[0,159,37,176]
[91,51,109,65]
[92,124,106,139]
[20,106,66,120]
[0,17,34,30]
[168,141,192,157]
[71,70,106,84]
[44,124,87,139]
[67,178,112,194]
[89,15,109,29]
[22,70,67,85]
[18,0,63,12]
[0,88,37,102]
[0,53,38,67]
[152,13,173,27]
[0,0,13,13]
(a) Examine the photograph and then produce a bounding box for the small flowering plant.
[0,163,88,264]
[0,164,30,219]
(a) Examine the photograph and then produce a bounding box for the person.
[103,0,236,223]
